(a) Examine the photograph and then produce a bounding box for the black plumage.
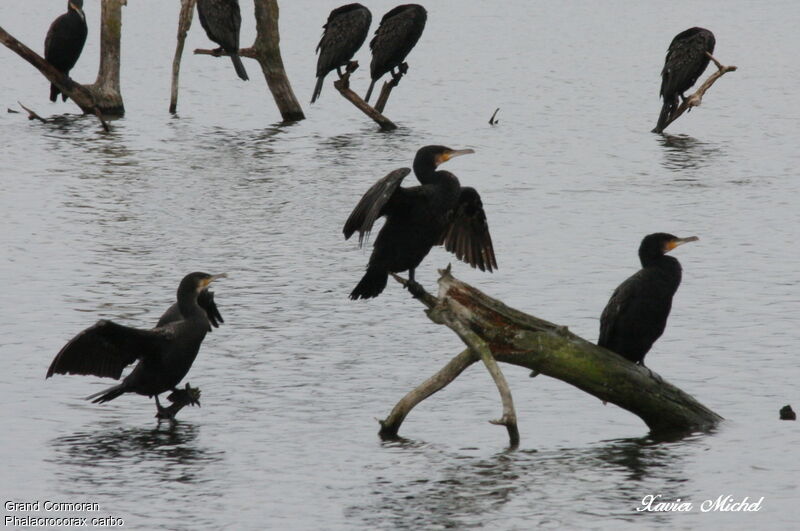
[46,272,225,415]
[654,27,715,133]
[197,0,249,81]
[44,0,88,102]
[598,233,698,366]
[364,4,427,102]
[344,145,497,299]
[312,4,372,104]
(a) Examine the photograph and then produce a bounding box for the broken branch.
[654,53,737,133]
[380,269,723,444]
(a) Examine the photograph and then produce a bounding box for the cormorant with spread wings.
[46,272,225,417]
[344,145,497,299]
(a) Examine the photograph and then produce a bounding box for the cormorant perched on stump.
[654,27,715,133]
[197,0,249,81]
[344,145,497,299]
[599,233,698,366]
[46,272,226,417]
[364,4,427,102]
[44,0,88,102]
[312,4,372,104]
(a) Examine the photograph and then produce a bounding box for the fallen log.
[380,267,723,446]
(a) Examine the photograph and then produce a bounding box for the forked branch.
[654,53,737,133]
[380,268,723,445]
[333,66,397,131]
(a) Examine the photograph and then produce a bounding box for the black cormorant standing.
[598,233,698,366]
[312,4,372,104]
[197,0,249,81]
[46,272,226,416]
[44,0,88,102]
[364,4,427,102]
[654,27,715,133]
[344,145,497,299]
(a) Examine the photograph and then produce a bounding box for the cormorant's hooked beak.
[666,236,699,252]
[201,273,227,289]
[435,148,475,166]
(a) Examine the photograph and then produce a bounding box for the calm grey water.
[1,1,798,529]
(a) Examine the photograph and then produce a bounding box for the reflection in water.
[48,422,222,490]
[353,436,702,529]
[657,133,724,173]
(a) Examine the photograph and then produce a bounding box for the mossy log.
[379,268,723,445]
[192,0,304,122]
[0,0,126,118]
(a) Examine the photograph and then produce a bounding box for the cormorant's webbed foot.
[154,395,175,421]
[210,47,224,57]
[398,62,409,75]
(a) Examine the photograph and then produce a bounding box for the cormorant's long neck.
[413,158,438,185]
[177,289,204,321]
[642,255,683,281]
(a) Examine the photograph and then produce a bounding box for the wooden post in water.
[0,0,126,121]
[170,0,196,114]
[192,0,305,122]
[379,268,723,446]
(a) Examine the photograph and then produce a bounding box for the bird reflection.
[48,423,221,488]
[354,436,699,528]
[657,133,723,172]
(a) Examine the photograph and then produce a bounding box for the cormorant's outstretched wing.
[343,167,411,246]
[46,321,173,380]
[440,187,498,272]
[156,290,224,330]
[660,28,715,99]
[316,5,372,76]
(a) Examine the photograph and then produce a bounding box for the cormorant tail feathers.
[350,266,387,299]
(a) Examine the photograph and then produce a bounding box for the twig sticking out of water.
[489,108,500,125]
[18,101,47,123]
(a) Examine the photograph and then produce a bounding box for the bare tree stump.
[193,0,304,122]
[0,0,126,121]
[170,0,196,114]
[380,268,723,445]
[333,66,397,131]
[653,53,737,134]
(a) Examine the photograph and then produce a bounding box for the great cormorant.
[46,272,226,416]
[364,4,427,102]
[344,145,496,299]
[197,0,249,81]
[312,4,372,104]
[44,0,88,102]
[654,27,715,133]
[598,233,698,366]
